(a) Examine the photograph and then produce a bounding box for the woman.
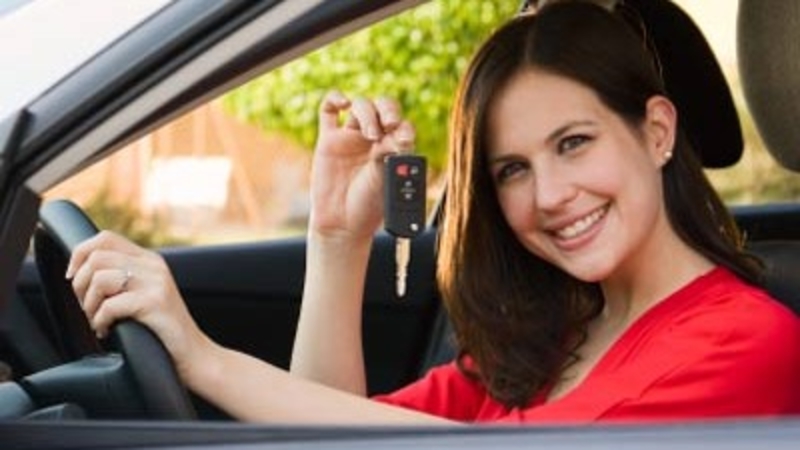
[67,1,800,423]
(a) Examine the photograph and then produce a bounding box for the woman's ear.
[644,95,677,167]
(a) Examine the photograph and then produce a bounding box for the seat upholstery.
[748,242,800,316]
[738,0,800,171]
[738,0,800,315]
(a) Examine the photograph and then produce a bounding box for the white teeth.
[555,207,606,239]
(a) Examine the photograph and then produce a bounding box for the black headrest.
[628,0,743,168]
[521,0,744,168]
[738,0,800,171]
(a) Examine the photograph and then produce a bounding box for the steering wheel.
[33,199,196,420]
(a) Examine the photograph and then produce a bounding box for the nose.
[533,163,577,211]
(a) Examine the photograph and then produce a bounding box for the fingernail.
[385,113,399,125]
[397,127,414,141]
[334,95,348,107]
[65,265,74,280]
[367,125,380,140]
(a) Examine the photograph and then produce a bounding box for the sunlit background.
[40,0,800,247]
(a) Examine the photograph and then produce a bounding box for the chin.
[560,261,614,283]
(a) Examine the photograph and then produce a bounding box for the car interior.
[2,0,800,438]
[731,0,800,316]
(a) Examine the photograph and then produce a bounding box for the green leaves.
[222,0,518,173]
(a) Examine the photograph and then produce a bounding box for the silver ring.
[119,268,133,292]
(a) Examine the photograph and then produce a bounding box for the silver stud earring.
[663,150,673,162]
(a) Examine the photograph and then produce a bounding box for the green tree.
[223,0,518,173]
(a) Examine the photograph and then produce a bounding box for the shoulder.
[651,268,800,392]
[593,270,800,418]
[628,267,800,387]
[668,268,800,348]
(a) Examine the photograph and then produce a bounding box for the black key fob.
[384,154,427,238]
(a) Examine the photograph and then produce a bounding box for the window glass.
[45,0,518,247]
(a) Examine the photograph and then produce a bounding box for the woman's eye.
[558,134,591,154]
[495,161,527,183]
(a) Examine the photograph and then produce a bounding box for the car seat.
[737,0,800,315]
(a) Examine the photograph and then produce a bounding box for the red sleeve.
[372,361,504,421]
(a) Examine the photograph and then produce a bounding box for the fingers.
[391,120,416,154]
[350,97,416,159]
[347,97,383,140]
[90,291,141,339]
[318,90,351,132]
[79,267,133,322]
[363,120,416,165]
[352,96,403,138]
[75,252,170,339]
[66,230,162,337]
[66,230,145,279]
[320,90,411,145]
[70,247,139,302]
[374,96,403,132]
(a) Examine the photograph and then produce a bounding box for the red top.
[374,267,800,423]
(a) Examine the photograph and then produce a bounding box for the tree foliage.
[223,0,518,173]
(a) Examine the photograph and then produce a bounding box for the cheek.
[593,145,646,196]
[496,188,535,233]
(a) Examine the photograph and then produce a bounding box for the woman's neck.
[598,222,714,329]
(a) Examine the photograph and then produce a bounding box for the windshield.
[0,0,171,121]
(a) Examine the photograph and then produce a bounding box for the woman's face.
[486,69,672,283]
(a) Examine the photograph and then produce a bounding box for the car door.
[2,0,442,421]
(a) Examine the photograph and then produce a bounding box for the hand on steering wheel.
[36,199,197,420]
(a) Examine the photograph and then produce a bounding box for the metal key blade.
[395,237,410,297]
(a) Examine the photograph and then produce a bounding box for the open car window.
[43,0,800,250]
[44,99,316,246]
[42,0,518,246]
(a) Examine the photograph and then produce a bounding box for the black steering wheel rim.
[34,199,197,420]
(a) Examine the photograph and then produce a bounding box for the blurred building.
[46,100,312,243]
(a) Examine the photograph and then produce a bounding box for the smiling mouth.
[553,205,609,240]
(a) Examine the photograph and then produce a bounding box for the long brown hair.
[437,1,762,408]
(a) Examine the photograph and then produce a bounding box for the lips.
[552,205,609,240]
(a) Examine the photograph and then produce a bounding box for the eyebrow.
[545,120,596,144]
[488,120,597,164]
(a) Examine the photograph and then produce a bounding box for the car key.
[384,154,427,298]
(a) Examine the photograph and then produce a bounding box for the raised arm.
[290,91,415,395]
